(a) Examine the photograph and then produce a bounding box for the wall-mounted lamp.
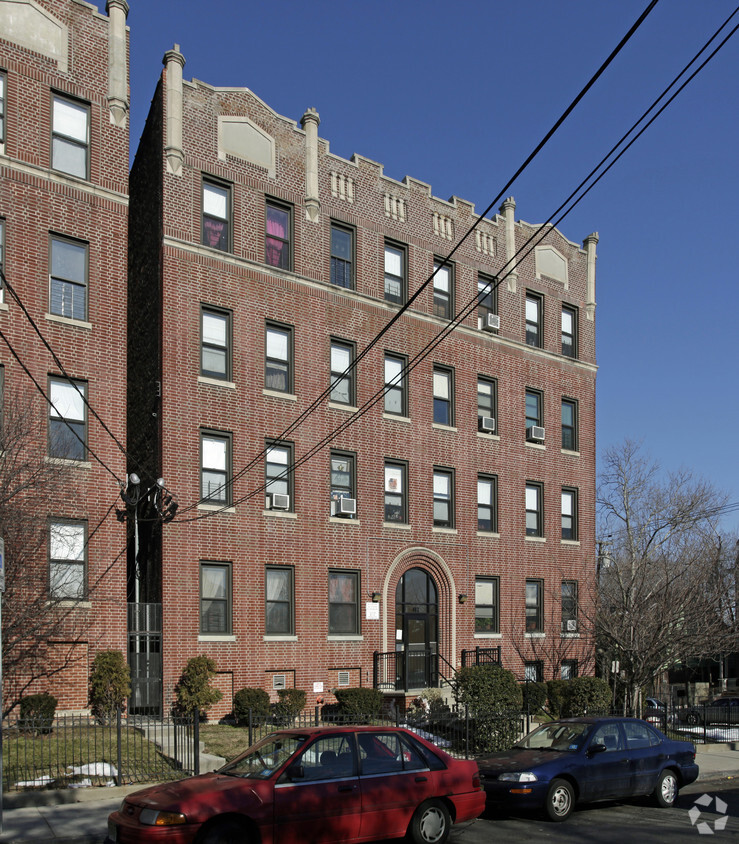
[371,592,382,603]
[458,594,468,604]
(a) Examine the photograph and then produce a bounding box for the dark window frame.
[384,352,407,417]
[432,365,454,426]
[561,580,579,634]
[561,304,578,358]
[526,481,544,537]
[51,91,90,179]
[265,439,294,510]
[475,575,500,634]
[477,473,498,533]
[561,487,578,541]
[525,388,543,433]
[384,459,408,524]
[265,198,293,270]
[525,291,543,348]
[265,321,294,394]
[0,216,5,304]
[384,240,407,305]
[0,70,5,146]
[200,561,232,635]
[525,579,544,633]
[330,221,354,289]
[202,177,231,252]
[477,376,497,433]
[330,338,356,405]
[524,660,544,682]
[49,234,88,321]
[48,376,87,461]
[48,518,87,600]
[561,659,579,680]
[328,569,360,635]
[433,466,455,528]
[330,450,356,517]
[200,429,232,505]
[266,565,294,635]
[432,258,454,320]
[201,305,232,380]
[561,398,578,452]
[477,272,498,320]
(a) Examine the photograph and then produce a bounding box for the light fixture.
[458,594,468,604]
[371,592,381,603]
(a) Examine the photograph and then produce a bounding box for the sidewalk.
[0,746,737,843]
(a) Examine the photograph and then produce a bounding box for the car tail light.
[472,773,482,790]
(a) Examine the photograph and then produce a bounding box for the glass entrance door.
[395,569,438,690]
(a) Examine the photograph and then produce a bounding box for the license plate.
[107,819,118,842]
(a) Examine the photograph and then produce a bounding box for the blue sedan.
[476,716,698,822]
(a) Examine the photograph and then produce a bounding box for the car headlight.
[498,771,538,783]
[139,808,187,826]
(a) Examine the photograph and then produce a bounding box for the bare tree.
[0,391,90,714]
[596,440,736,712]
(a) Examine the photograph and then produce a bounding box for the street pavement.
[0,745,737,843]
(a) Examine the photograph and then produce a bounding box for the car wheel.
[545,778,575,822]
[196,819,249,844]
[408,799,451,844]
[685,712,701,726]
[654,769,678,808]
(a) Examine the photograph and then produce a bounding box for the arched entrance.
[395,568,439,690]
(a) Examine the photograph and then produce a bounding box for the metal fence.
[1,711,197,793]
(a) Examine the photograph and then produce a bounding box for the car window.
[590,723,623,752]
[221,734,306,778]
[293,735,356,780]
[358,732,425,774]
[517,722,589,752]
[623,721,659,749]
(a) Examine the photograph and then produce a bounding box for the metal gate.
[128,602,162,716]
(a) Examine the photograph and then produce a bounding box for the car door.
[273,733,361,844]
[622,720,663,795]
[357,731,437,841]
[582,722,632,801]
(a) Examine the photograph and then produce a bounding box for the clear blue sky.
[111,1,739,531]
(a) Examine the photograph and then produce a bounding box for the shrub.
[89,650,131,724]
[19,693,57,734]
[272,688,306,725]
[174,655,223,719]
[521,681,548,715]
[546,679,569,718]
[233,687,270,725]
[454,664,522,712]
[562,676,611,717]
[405,689,451,724]
[333,687,384,722]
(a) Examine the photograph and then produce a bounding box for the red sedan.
[106,725,485,844]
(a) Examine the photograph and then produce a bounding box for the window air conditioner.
[566,619,578,632]
[479,416,496,433]
[527,426,545,442]
[481,313,500,332]
[270,493,290,510]
[332,497,356,516]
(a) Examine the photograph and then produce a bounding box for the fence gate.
[128,603,162,716]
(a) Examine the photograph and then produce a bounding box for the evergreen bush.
[546,679,569,718]
[174,655,223,719]
[19,693,57,734]
[233,687,271,725]
[333,687,384,722]
[521,680,548,715]
[272,688,306,725]
[89,650,131,725]
[562,676,611,717]
[454,664,522,711]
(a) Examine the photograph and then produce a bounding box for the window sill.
[50,600,91,609]
[328,401,358,412]
[263,509,297,519]
[198,635,236,642]
[477,431,500,441]
[525,441,546,451]
[561,632,581,639]
[45,313,92,330]
[263,389,297,401]
[432,526,458,535]
[432,423,457,433]
[476,531,500,539]
[327,635,364,642]
[263,635,298,642]
[525,632,546,639]
[45,457,92,469]
[382,413,411,424]
[525,536,546,543]
[383,521,411,530]
[561,539,580,546]
[198,376,236,389]
[561,448,580,457]
[197,503,235,513]
[474,632,502,639]
[0,302,8,312]
[329,516,361,526]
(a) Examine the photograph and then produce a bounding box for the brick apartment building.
[127,45,599,718]
[0,0,130,711]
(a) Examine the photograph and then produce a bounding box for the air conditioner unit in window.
[479,416,496,433]
[566,619,578,632]
[527,426,545,442]
[481,313,500,332]
[332,497,356,516]
[269,493,290,510]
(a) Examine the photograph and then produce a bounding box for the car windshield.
[515,722,590,752]
[219,734,307,779]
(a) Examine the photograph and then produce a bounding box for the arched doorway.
[395,568,439,690]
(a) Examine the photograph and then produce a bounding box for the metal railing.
[461,645,502,667]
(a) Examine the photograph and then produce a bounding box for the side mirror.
[285,764,305,780]
[587,743,607,756]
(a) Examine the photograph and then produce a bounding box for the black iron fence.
[1,711,197,793]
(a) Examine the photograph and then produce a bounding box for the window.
[201,307,231,380]
[561,488,578,540]
[477,377,497,433]
[49,378,86,460]
[265,200,291,269]
[384,241,406,304]
[560,660,578,680]
[265,323,292,393]
[330,451,355,516]
[201,431,231,504]
[200,562,231,634]
[202,180,230,251]
[477,474,497,533]
[384,353,407,416]
[50,236,87,320]
[525,292,543,348]
[266,441,293,508]
[330,340,355,405]
[525,482,543,537]
[329,570,359,635]
[561,398,578,451]
[561,305,577,358]
[384,461,407,523]
[525,580,543,632]
[477,272,498,322]
[433,468,454,528]
[49,520,86,599]
[475,576,499,633]
[433,259,453,319]
[0,72,5,146]
[432,366,453,426]
[524,661,543,682]
[0,217,4,304]
[330,223,353,288]
[266,566,293,634]
[561,580,578,634]
[52,94,89,178]
[525,389,542,434]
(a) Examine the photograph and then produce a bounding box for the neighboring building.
[0,0,130,711]
[128,46,598,717]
